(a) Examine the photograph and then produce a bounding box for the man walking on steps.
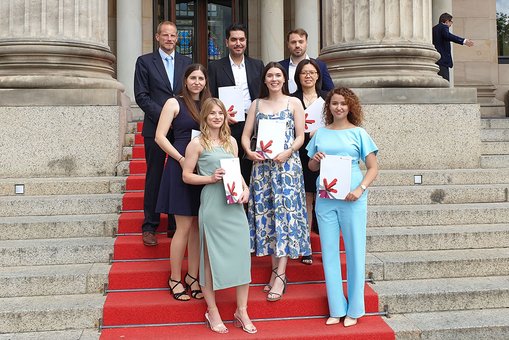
[134,21,192,246]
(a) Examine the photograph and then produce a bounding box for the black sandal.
[263,267,278,293]
[168,278,190,301]
[185,273,204,299]
[267,272,287,302]
[301,255,313,265]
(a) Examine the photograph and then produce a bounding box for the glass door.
[154,0,244,65]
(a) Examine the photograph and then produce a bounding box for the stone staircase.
[0,177,124,339]
[1,115,509,339]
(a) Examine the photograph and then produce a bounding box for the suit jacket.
[432,23,465,68]
[279,58,335,92]
[208,55,264,102]
[134,51,192,137]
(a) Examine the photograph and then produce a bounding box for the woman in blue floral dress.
[241,62,311,302]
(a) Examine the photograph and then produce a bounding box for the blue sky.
[497,0,509,14]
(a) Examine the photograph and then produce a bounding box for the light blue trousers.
[316,195,367,318]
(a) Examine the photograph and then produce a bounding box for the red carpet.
[100,122,395,339]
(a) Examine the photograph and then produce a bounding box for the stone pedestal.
[0,0,127,178]
[319,0,448,88]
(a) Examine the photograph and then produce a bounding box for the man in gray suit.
[208,23,264,183]
[134,21,192,246]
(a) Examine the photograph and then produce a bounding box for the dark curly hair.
[324,87,363,126]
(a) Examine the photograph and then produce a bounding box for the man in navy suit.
[134,21,192,246]
[208,23,264,183]
[432,13,474,81]
[279,28,334,93]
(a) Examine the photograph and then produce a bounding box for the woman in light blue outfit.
[306,87,378,327]
[241,62,310,302]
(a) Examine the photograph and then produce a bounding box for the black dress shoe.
[142,231,158,246]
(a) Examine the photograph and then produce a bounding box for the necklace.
[303,92,318,107]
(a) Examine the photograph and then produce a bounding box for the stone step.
[371,247,509,280]
[481,155,509,168]
[0,177,125,197]
[369,184,508,205]
[373,276,509,314]
[0,214,118,240]
[481,118,509,129]
[367,224,509,252]
[0,194,123,217]
[116,161,130,176]
[387,308,509,340]
[374,168,509,186]
[0,329,99,340]
[481,141,509,155]
[122,146,132,161]
[0,294,104,333]
[481,128,509,142]
[124,133,135,147]
[0,237,114,267]
[0,263,109,298]
[368,202,509,227]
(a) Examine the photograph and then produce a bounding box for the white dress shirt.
[229,55,252,114]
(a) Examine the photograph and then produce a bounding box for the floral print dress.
[248,100,311,259]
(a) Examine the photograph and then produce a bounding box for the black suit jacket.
[432,23,465,68]
[208,55,264,102]
[134,51,192,137]
[279,58,335,92]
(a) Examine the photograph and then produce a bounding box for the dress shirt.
[229,54,252,114]
[159,48,175,88]
[288,54,310,94]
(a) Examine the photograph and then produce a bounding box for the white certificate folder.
[304,97,325,133]
[218,86,245,122]
[256,119,286,159]
[318,155,352,200]
[220,158,243,204]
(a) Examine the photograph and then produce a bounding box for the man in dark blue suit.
[279,28,334,93]
[208,23,264,183]
[432,13,474,81]
[134,21,192,246]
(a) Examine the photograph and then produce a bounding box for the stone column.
[319,0,448,87]
[260,0,284,63]
[294,0,320,58]
[117,0,142,101]
[0,0,127,177]
[0,0,122,92]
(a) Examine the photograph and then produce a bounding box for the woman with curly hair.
[183,98,256,334]
[306,87,378,327]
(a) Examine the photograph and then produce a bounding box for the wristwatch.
[360,184,367,191]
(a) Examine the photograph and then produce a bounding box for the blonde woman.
[183,98,256,334]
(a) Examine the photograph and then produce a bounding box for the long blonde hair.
[199,98,234,154]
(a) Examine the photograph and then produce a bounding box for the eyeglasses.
[300,71,318,76]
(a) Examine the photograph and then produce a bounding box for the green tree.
[497,12,509,56]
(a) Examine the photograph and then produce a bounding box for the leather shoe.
[142,231,157,246]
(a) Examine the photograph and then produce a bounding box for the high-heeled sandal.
[233,306,257,334]
[205,308,228,334]
[168,278,190,301]
[301,254,313,265]
[184,273,204,299]
[267,272,287,302]
[262,267,278,293]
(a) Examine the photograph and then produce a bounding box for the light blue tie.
[164,56,174,89]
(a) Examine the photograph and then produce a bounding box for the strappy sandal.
[168,278,190,301]
[263,267,278,293]
[185,273,204,299]
[267,272,287,302]
[205,307,228,334]
[301,255,313,265]
[233,306,257,334]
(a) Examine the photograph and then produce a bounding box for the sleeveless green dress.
[197,146,251,290]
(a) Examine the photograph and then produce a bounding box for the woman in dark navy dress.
[291,59,328,265]
[155,64,211,301]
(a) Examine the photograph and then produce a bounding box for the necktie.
[164,56,174,89]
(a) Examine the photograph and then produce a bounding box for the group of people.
[134,21,378,334]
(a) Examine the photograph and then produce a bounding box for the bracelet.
[178,156,183,162]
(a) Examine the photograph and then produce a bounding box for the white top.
[229,54,252,114]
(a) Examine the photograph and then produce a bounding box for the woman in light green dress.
[182,98,256,335]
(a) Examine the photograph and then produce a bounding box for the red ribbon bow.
[227,181,237,196]
[260,140,273,153]
[305,113,315,130]
[228,105,235,117]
